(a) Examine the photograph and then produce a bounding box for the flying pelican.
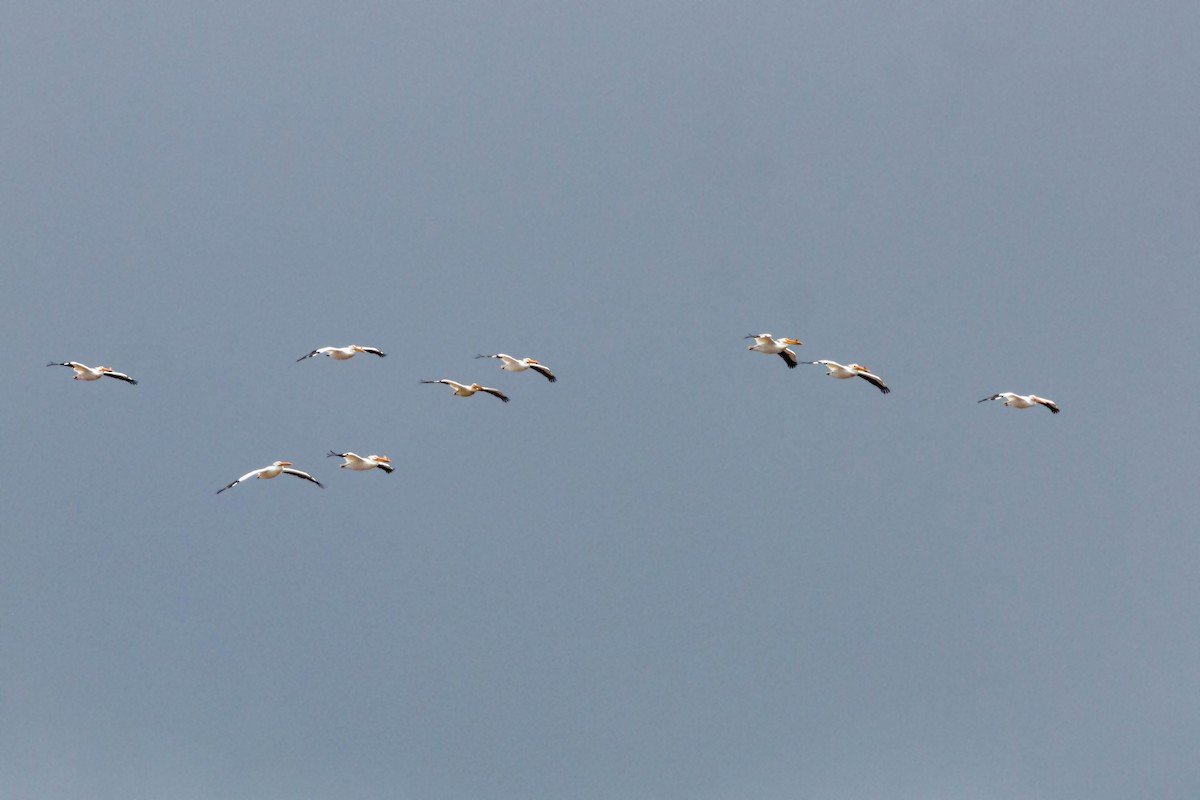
[327,451,395,473]
[745,334,803,368]
[800,360,891,394]
[476,353,557,382]
[420,379,510,403]
[978,392,1060,414]
[216,461,323,494]
[297,345,386,362]
[47,361,138,384]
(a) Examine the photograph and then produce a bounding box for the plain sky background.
[3,2,1198,798]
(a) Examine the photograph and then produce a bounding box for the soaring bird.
[297,345,386,362]
[800,360,891,394]
[216,461,324,494]
[978,392,1060,414]
[745,334,803,368]
[420,379,510,403]
[47,361,138,384]
[327,451,395,473]
[476,353,557,382]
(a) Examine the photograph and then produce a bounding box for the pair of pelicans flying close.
[299,346,558,403]
[421,353,557,403]
[745,333,1061,413]
[215,452,394,494]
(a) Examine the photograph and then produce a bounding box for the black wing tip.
[546,375,558,383]
[880,386,891,394]
[327,451,342,458]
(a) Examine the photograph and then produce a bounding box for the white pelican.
[297,345,386,362]
[476,353,557,382]
[47,361,138,384]
[978,392,1060,414]
[745,334,803,368]
[800,360,891,394]
[420,379,510,403]
[328,451,395,473]
[217,461,323,494]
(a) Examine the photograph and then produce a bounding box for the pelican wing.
[102,370,138,385]
[528,362,557,382]
[857,372,891,394]
[217,469,262,494]
[1034,397,1061,414]
[282,468,324,488]
[359,347,386,357]
[778,350,798,369]
[297,349,324,361]
[978,394,1002,403]
[479,386,511,403]
[375,462,395,474]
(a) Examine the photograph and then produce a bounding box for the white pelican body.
[801,360,891,394]
[978,392,1060,414]
[217,461,324,494]
[47,361,138,384]
[420,379,510,403]
[745,334,803,368]
[476,353,557,382]
[328,451,394,473]
[297,345,386,362]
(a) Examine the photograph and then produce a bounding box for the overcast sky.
[3,2,1199,798]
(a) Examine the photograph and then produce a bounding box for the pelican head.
[372,455,391,463]
[274,461,293,467]
[469,383,484,390]
[782,338,802,346]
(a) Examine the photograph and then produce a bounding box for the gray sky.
[3,2,1199,798]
